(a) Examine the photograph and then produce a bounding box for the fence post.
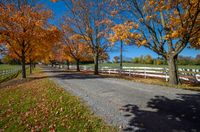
[196,74,200,82]
[144,68,146,78]
[101,67,103,72]
[192,69,195,76]
[129,69,131,76]
[165,68,168,82]
[187,69,190,76]
[3,70,5,77]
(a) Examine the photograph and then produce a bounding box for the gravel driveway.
[43,67,200,132]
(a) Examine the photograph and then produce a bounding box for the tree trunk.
[120,40,123,73]
[76,59,80,71]
[168,55,178,85]
[94,52,99,75]
[21,50,26,79]
[29,60,32,74]
[67,60,70,70]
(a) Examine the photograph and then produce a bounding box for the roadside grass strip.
[0,72,116,132]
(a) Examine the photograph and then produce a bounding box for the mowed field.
[0,65,21,71]
[82,63,200,69]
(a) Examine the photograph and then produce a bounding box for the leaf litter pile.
[0,73,115,132]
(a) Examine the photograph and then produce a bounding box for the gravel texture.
[43,67,200,132]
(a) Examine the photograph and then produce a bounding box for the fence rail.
[0,68,22,83]
[51,64,200,82]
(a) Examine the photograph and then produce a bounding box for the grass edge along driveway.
[0,71,116,132]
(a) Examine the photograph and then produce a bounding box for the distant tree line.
[113,54,200,66]
[178,55,200,65]
[131,55,167,65]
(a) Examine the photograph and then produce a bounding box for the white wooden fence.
[51,64,200,82]
[98,66,200,82]
[0,68,22,82]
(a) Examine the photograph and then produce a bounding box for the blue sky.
[43,1,200,61]
[109,42,200,61]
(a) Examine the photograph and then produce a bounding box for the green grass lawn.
[81,63,200,69]
[0,71,116,132]
[0,64,21,71]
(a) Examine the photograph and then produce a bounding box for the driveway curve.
[43,67,200,132]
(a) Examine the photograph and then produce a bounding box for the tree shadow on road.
[121,93,200,132]
[1,69,106,88]
[34,69,108,80]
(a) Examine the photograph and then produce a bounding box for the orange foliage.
[112,0,200,50]
[60,23,93,65]
[109,21,141,45]
[143,0,200,47]
[0,4,61,63]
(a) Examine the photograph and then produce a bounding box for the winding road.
[43,66,200,132]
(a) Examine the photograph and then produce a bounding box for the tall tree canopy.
[54,0,113,74]
[0,2,60,78]
[61,24,93,71]
[110,0,200,85]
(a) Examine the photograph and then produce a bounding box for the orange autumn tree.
[0,3,54,78]
[111,0,200,85]
[52,43,73,69]
[26,26,61,74]
[61,24,93,71]
[41,41,67,67]
[53,0,113,74]
[109,21,140,71]
[42,48,57,66]
[59,46,73,70]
